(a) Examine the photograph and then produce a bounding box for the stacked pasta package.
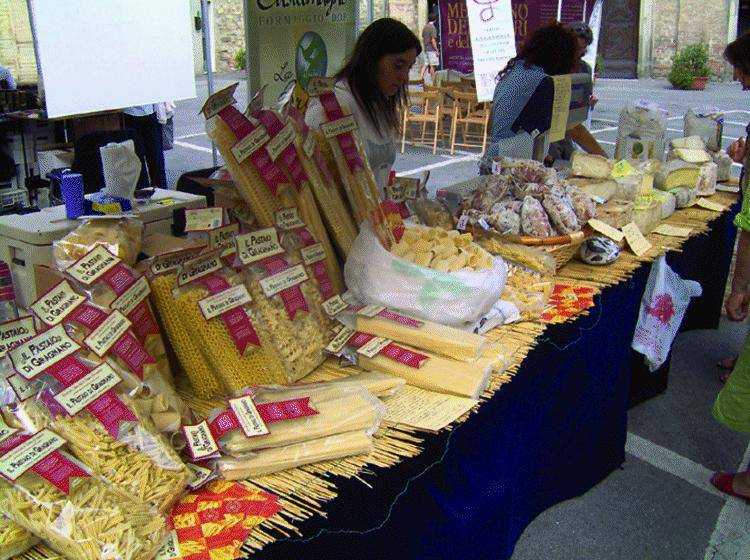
[16,283,191,513]
[0,317,169,560]
[325,300,511,399]
[182,375,394,479]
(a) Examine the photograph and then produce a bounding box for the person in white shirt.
[305,18,421,198]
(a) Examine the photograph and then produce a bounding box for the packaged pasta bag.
[235,227,330,383]
[53,216,143,269]
[29,278,186,433]
[0,417,166,560]
[0,513,38,560]
[6,324,191,512]
[0,315,44,408]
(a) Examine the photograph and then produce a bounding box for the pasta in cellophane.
[53,216,143,269]
[0,415,166,560]
[0,513,38,560]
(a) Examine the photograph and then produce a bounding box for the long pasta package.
[5,325,190,512]
[0,514,38,560]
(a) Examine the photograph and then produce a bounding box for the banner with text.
[466,0,517,101]
[245,0,357,112]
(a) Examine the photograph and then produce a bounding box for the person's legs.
[123,112,167,188]
[429,64,436,81]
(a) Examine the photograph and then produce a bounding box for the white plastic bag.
[684,108,724,153]
[632,256,702,371]
[344,224,507,327]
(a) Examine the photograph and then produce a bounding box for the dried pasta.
[390,226,494,271]
[53,217,143,268]
[0,514,38,560]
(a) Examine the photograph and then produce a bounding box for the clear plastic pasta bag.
[0,513,38,560]
[53,216,143,269]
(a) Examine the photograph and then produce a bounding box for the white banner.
[583,0,603,77]
[466,0,517,102]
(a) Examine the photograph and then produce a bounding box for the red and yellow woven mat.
[541,284,596,324]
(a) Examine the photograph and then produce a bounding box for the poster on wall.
[244,0,357,111]
[466,0,517,101]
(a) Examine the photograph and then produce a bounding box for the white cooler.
[0,188,206,307]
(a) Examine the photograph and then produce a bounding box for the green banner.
[245,0,357,112]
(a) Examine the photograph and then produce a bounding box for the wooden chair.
[425,85,456,145]
[449,90,490,154]
[401,90,443,154]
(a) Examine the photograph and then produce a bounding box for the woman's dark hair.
[725,32,750,75]
[497,22,578,81]
[336,18,421,134]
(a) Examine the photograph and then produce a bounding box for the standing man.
[420,13,439,83]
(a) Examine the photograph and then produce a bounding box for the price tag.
[274,208,306,230]
[622,222,652,257]
[695,198,726,212]
[587,219,625,243]
[259,264,308,297]
[301,243,326,265]
[326,326,355,355]
[266,123,296,162]
[185,207,224,232]
[186,463,214,490]
[456,215,469,231]
[653,224,693,237]
[228,396,269,438]
[358,304,385,318]
[183,420,220,461]
[198,285,252,321]
[321,295,348,317]
[231,127,271,164]
[302,133,316,158]
[84,311,132,358]
[321,115,358,138]
[357,337,391,358]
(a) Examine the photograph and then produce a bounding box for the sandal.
[717,358,738,370]
[711,472,750,502]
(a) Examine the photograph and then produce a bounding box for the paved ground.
[168,75,750,559]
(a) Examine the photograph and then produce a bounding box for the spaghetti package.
[0,421,166,560]
[53,217,143,268]
[6,325,190,512]
[0,514,38,560]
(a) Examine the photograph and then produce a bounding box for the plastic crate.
[0,189,27,208]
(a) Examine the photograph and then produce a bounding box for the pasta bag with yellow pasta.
[58,244,187,432]
[0,514,38,560]
[53,216,143,269]
[0,416,166,560]
[6,326,190,512]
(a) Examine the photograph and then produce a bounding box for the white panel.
[30,0,197,118]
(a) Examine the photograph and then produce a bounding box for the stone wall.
[214,0,245,72]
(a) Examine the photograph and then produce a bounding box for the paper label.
[379,343,430,368]
[231,126,271,163]
[257,397,318,423]
[0,416,16,444]
[154,530,182,560]
[377,308,424,328]
[653,224,693,237]
[7,374,39,401]
[84,310,131,358]
[155,198,176,206]
[716,183,739,193]
[176,253,223,287]
[10,325,80,380]
[611,159,639,178]
[358,304,386,318]
[186,463,214,490]
[149,248,204,276]
[236,228,285,265]
[53,362,122,416]
[183,420,220,461]
[695,198,726,212]
[588,219,625,242]
[456,215,469,231]
[302,133,315,158]
[622,222,653,257]
[274,207,306,230]
[301,243,326,265]
[266,123,296,162]
[400,178,420,199]
[185,207,224,232]
[228,396,270,438]
[198,284,252,321]
[259,264,308,297]
[321,295,348,317]
[0,429,65,481]
[208,223,240,257]
[111,276,151,316]
[386,182,405,203]
[0,316,36,357]
[321,114,358,138]
[306,76,336,96]
[357,336,392,358]
[478,218,491,230]
[201,83,238,119]
[66,246,121,285]
[31,280,87,326]
[326,326,355,354]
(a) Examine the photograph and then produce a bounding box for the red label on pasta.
[255,110,307,192]
[256,397,318,423]
[100,265,160,343]
[377,308,424,328]
[258,256,309,320]
[291,227,335,300]
[346,331,428,368]
[218,105,287,196]
[319,92,363,173]
[197,275,260,354]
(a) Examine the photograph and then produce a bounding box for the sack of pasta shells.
[345,223,507,327]
[0,417,166,560]
[53,217,143,269]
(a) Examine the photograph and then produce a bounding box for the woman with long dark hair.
[306,18,421,196]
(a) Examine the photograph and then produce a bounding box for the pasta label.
[208,223,240,257]
[320,114,358,138]
[0,316,36,357]
[0,429,65,481]
[256,397,318,423]
[149,247,204,276]
[301,243,326,265]
[321,295,348,318]
[154,530,182,560]
[201,83,238,119]
[386,181,405,203]
[325,326,356,355]
[186,463,214,490]
[274,207,306,230]
[7,374,39,401]
[229,396,270,438]
[302,132,316,158]
[53,362,122,416]
[198,285,252,321]
[185,207,224,232]
[111,276,151,316]
[357,336,392,359]
[84,311,132,358]
[0,416,17,444]
[265,122,296,162]
[307,76,336,96]
[176,252,224,287]
[183,421,220,461]
[259,264,308,298]
[319,92,364,172]
[376,308,424,329]
[379,343,430,369]
[236,228,285,265]
[10,325,80,380]
[358,304,386,318]
[31,280,87,326]
[66,245,121,285]
[231,126,271,164]
[401,178,420,200]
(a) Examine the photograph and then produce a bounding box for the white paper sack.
[100,140,142,199]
